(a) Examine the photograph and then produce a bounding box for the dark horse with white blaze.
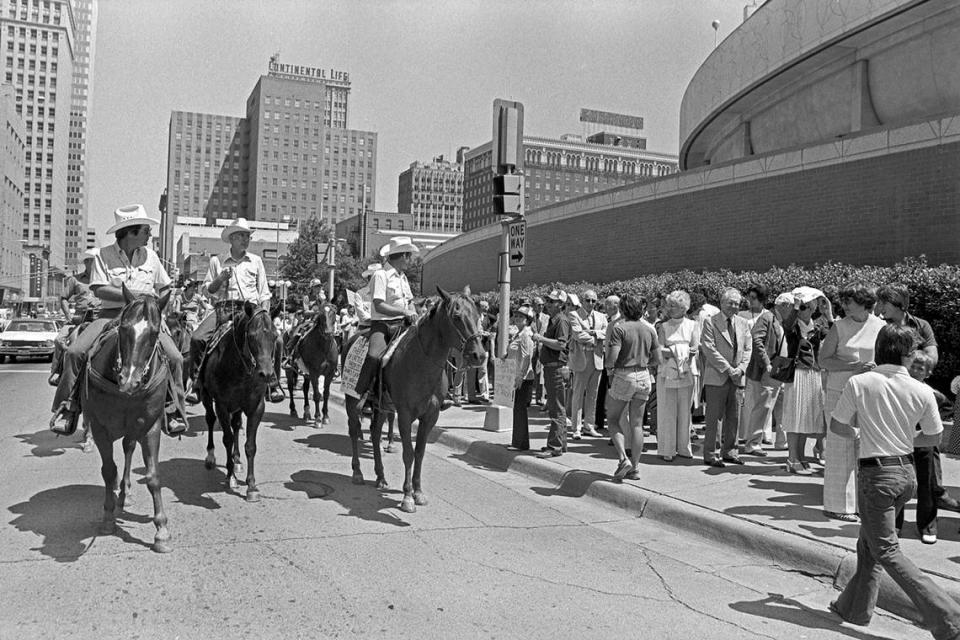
[345,287,485,513]
[83,286,174,553]
[285,302,339,426]
[199,302,279,501]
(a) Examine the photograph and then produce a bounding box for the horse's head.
[116,285,170,394]
[435,285,486,367]
[308,302,338,337]
[239,301,280,387]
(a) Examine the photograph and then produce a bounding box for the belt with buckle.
[858,454,914,468]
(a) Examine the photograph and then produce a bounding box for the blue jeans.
[833,463,960,639]
[543,363,567,454]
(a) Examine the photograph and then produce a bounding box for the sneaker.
[624,469,641,481]
[921,533,938,545]
[164,416,187,437]
[937,495,960,512]
[582,426,602,437]
[612,459,633,482]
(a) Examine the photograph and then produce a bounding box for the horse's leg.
[397,410,416,513]
[321,373,331,425]
[94,426,118,535]
[412,411,440,507]
[243,402,264,502]
[232,412,244,479]
[302,373,312,423]
[216,405,238,491]
[346,395,364,485]
[287,369,298,418]
[371,408,387,490]
[311,374,322,427]
[203,397,217,470]
[384,412,395,453]
[141,423,172,553]
[117,436,136,511]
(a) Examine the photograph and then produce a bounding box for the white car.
[0,317,59,362]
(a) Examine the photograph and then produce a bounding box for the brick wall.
[423,142,960,292]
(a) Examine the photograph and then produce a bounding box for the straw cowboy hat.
[361,263,382,278]
[221,217,254,243]
[106,204,160,234]
[378,236,420,258]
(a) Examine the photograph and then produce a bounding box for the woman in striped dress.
[781,289,832,473]
[818,282,885,521]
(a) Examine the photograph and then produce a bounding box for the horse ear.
[158,289,171,312]
[462,285,471,297]
[121,283,136,305]
[436,286,451,303]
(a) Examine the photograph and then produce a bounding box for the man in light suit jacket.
[701,288,753,467]
[568,290,608,438]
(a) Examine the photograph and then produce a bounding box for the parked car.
[0,317,59,362]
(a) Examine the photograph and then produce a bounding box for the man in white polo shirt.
[828,324,960,638]
[353,237,418,398]
[186,217,284,404]
[50,204,187,437]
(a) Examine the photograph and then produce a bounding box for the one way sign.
[508,219,526,267]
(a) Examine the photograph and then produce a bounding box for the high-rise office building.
[0,0,77,298]
[0,85,25,302]
[163,57,379,270]
[462,134,678,232]
[397,153,463,232]
[65,0,96,267]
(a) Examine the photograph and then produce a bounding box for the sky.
[86,0,748,241]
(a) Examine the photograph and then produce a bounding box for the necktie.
[727,317,738,354]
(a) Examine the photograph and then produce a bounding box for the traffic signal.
[493,173,523,217]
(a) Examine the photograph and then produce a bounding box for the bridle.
[114,302,165,388]
[231,307,272,374]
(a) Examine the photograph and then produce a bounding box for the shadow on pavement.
[285,469,410,527]
[14,428,84,457]
[729,593,906,640]
[8,484,155,561]
[530,469,610,498]
[724,478,829,523]
[146,457,226,510]
[293,431,355,457]
[261,411,304,432]
[447,441,511,473]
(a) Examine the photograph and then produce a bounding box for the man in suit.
[740,292,795,456]
[701,288,753,467]
[569,289,608,439]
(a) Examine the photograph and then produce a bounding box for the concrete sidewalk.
[421,399,960,625]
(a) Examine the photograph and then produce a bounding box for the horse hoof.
[351,473,365,485]
[98,521,115,536]
[400,497,416,513]
[321,416,330,425]
[204,455,215,470]
[246,490,261,503]
[228,476,239,491]
[414,493,428,506]
[303,413,311,423]
[289,409,298,418]
[314,419,322,429]
[152,541,174,554]
[376,478,388,490]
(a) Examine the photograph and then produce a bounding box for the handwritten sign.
[492,357,517,408]
[341,336,368,399]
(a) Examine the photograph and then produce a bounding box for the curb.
[430,427,960,627]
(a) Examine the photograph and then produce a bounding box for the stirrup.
[50,403,79,436]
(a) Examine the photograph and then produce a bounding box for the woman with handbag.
[780,288,833,473]
[655,290,700,462]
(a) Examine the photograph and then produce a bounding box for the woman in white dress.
[819,282,885,521]
[655,290,700,461]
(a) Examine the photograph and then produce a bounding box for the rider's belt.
[375,318,405,325]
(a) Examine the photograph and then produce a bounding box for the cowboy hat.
[378,236,420,258]
[221,217,254,243]
[544,289,568,303]
[105,204,160,234]
[361,263,382,278]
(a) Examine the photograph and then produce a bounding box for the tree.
[279,216,367,307]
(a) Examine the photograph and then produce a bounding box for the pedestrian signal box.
[493,174,523,217]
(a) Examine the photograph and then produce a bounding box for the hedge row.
[479,256,960,392]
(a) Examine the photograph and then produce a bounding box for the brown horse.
[165,311,193,387]
[199,302,279,501]
[345,287,485,513]
[83,286,174,553]
[285,303,339,426]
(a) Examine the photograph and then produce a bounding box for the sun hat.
[774,292,795,306]
[105,204,160,234]
[791,286,825,306]
[361,263,383,278]
[220,217,254,243]
[378,236,420,258]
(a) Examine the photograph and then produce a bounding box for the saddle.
[341,324,410,412]
[194,319,234,384]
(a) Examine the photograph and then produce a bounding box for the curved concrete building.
[423,0,960,292]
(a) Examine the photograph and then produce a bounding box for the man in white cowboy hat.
[186,217,284,404]
[353,236,419,398]
[49,247,101,387]
[49,204,188,437]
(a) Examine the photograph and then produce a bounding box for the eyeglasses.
[583,298,597,303]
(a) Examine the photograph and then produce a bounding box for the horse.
[345,286,485,513]
[82,286,174,553]
[285,302,339,426]
[165,310,193,387]
[199,302,280,501]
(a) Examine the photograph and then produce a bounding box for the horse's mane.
[390,292,474,362]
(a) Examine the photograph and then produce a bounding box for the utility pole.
[327,228,336,301]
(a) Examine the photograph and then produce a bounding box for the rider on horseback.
[281,280,327,373]
[185,217,285,405]
[49,205,189,437]
[49,248,101,387]
[170,278,209,332]
[352,237,419,400]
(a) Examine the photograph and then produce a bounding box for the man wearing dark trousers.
[533,290,570,458]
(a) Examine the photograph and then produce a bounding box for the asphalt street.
[0,361,925,639]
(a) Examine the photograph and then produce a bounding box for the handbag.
[768,331,795,383]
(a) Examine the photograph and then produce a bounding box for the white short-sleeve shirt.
[204,252,271,304]
[91,243,172,311]
[368,265,412,321]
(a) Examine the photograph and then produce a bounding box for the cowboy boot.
[50,400,80,436]
[267,381,285,403]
